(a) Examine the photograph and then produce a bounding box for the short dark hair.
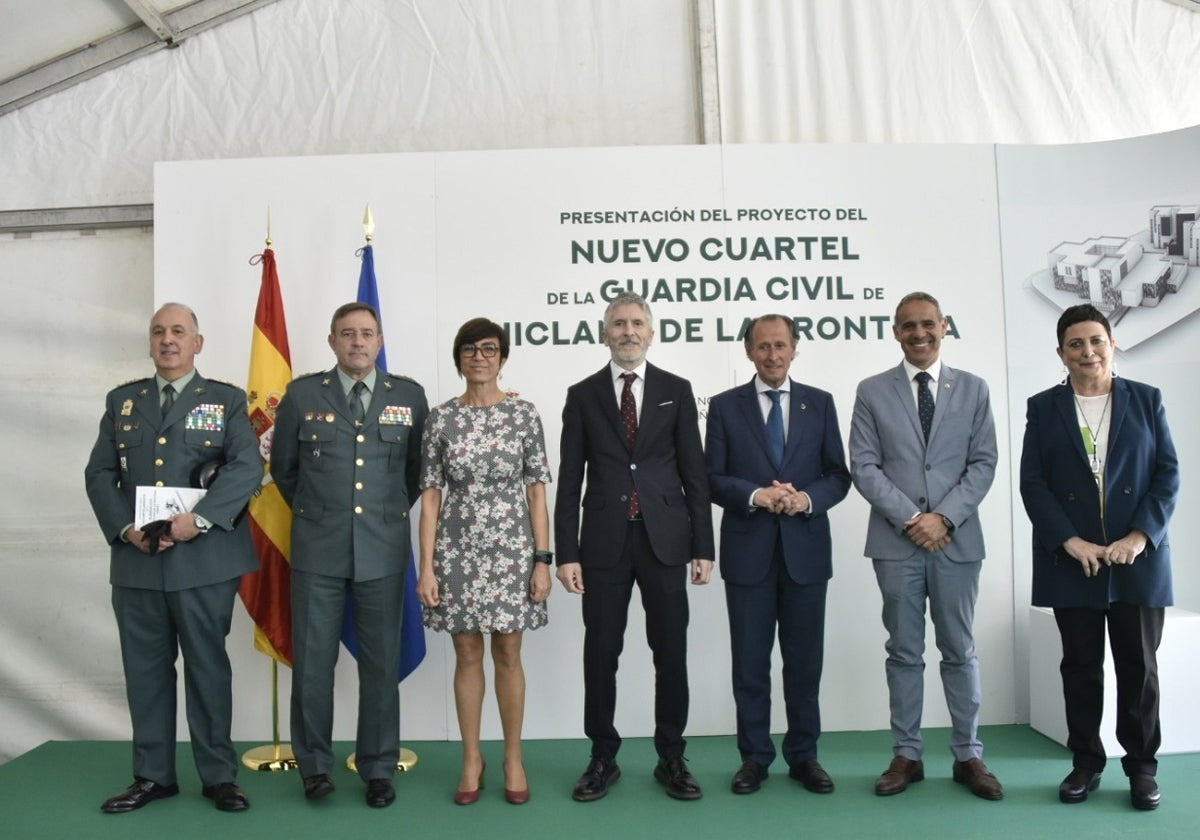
[893,291,942,322]
[452,317,510,374]
[1056,304,1112,349]
[329,302,380,334]
[742,314,799,351]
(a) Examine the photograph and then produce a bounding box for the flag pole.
[241,210,298,772]
[345,204,419,774]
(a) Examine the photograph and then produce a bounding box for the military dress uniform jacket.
[84,373,261,590]
[270,368,428,582]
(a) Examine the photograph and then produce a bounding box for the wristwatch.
[533,550,554,565]
[941,516,955,533]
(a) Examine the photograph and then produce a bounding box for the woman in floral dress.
[417,317,552,805]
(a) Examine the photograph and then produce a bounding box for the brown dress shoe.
[952,758,1004,800]
[875,756,924,796]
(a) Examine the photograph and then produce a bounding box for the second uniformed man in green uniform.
[270,301,428,808]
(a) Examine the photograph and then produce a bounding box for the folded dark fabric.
[141,519,173,554]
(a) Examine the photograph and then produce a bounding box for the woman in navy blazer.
[1019,304,1179,811]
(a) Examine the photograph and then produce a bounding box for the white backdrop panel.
[154,141,1013,744]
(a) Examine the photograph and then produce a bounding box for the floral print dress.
[420,395,551,633]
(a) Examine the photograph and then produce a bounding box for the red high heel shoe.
[454,761,486,805]
[504,763,530,804]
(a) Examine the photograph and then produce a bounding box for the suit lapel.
[591,366,629,449]
[1053,384,1091,467]
[737,381,773,464]
[132,380,161,428]
[888,363,924,443]
[319,368,355,424]
[927,364,954,443]
[632,364,664,456]
[782,379,809,469]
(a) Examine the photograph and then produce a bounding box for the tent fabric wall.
[715,0,1200,145]
[2,0,1199,766]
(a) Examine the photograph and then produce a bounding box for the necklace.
[1073,390,1111,477]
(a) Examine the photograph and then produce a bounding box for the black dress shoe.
[303,773,336,800]
[1058,768,1101,803]
[731,760,769,794]
[789,759,834,794]
[203,782,250,811]
[654,757,703,801]
[366,778,396,808]
[1130,774,1160,811]
[572,757,621,802]
[100,778,180,813]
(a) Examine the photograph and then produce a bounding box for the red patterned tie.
[620,372,641,518]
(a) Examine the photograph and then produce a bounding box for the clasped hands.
[753,480,811,516]
[904,511,953,553]
[1064,531,1149,578]
[129,513,203,555]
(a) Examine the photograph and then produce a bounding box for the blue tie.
[915,371,934,443]
[766,390,785,466]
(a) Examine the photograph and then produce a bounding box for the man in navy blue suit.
[705,314,851,795]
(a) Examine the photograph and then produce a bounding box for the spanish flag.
[238,247,294,665]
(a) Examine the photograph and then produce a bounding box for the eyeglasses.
[459,342,501,359]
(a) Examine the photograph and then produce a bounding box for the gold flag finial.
[265,207,272,248]
[362,204,375,243]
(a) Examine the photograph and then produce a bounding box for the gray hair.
[154,302,200,330]
[893,291,942,322]
[603,291,653,330]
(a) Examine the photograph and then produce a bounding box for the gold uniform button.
[155,481,164,487]
[118,443,126,450]
[356,458,364,466]
[204,440,212,447]
[311,434,319,441]
[355,482,363,490]
[154,458,164,466]
[354,506,363,514]
[158,436,167,445]
[356,434,365,443]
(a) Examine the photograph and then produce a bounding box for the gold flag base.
[242,743,299,772]
[346,749,419,773]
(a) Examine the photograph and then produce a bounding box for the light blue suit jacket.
[849,361,997,563]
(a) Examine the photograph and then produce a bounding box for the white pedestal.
[1029,605,1200,756]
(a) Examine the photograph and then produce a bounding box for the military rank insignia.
[120,399,134,417]
[187,404,226,431]
[379,405,413,426]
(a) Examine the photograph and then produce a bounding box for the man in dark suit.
[85,303,260,814]
[849,291,1003,801]
[705,314,850,795]
[270,302,427,808]
[555,291,714,802]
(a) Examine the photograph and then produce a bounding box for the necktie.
[620,372,641,518]
[161,383,176,413]
[915,371,934,443]
[766,390,785,466]
[350,381,367,425]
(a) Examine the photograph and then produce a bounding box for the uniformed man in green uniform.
[270,301,427,808]
[84,302,261,813]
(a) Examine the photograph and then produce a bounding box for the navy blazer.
[1020,377,1179,609]
[706,378,850,585]
[555,362,714,568]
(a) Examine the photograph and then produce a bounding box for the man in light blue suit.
[848,291,1003,801]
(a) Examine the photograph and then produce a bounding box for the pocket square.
[658,400,674,407]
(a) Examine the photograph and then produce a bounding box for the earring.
[1059,366,1068,386]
